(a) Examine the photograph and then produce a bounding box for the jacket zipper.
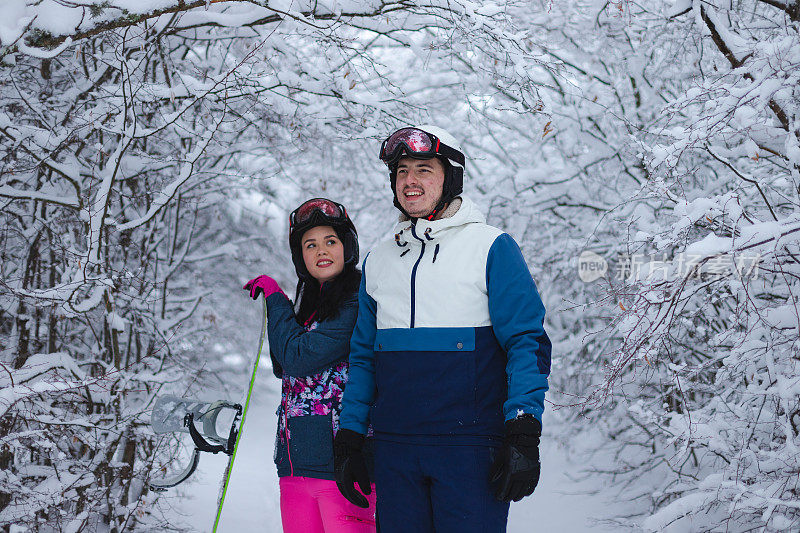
[282,386,294,476]
[284,312,318,477]
[409,224,426,328]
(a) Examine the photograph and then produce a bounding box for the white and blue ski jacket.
[339,196,551,444]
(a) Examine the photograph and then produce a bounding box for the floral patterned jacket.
[265,291,371,479]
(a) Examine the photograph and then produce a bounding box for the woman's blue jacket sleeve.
[338,258,377,436]
[265,292,359,377]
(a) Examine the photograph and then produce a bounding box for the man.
[334,125,551,532]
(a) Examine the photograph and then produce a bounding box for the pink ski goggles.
[289,198,347,232]
[379,127,464,167]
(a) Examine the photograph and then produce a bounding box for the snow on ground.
[509,428,620,532]
[164,373,618,532]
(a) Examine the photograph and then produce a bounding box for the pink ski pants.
[279,476,377,533]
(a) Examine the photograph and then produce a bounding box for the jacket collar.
[392,196,485,246]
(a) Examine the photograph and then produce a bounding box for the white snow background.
[4,0,800,530]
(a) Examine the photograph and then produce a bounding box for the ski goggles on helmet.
[289,198,349,234]
[379,127,465,167]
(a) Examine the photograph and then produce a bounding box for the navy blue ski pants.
[373,440,510,533]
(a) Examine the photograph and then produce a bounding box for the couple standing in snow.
[244,125,552,533]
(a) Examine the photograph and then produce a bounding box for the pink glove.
[243,275,286,300]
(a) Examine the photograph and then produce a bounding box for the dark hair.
[294,263,361,325]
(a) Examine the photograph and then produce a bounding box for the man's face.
[394,156,446,218]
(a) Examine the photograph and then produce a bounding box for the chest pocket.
[374,327,475,352]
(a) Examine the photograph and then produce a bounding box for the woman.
[243,198,376,532]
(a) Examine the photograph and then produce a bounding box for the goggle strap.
[435,143,465,166]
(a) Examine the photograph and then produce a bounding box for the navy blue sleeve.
[486,233,552,424]
[269,352,283,378]
[339,255,377,435]
[266,292,358,378]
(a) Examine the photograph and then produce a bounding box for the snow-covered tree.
[537,1,800,530]
[4,0,798,531]
[0,1,560,530]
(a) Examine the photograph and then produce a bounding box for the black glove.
[334,429,372,508]
[489,414,541,502]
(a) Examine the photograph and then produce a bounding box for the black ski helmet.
[288,198,359,280]
[380,125,465,219]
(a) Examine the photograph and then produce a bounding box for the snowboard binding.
[149,395,243,492]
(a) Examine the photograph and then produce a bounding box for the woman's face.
[301,225,345,284]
